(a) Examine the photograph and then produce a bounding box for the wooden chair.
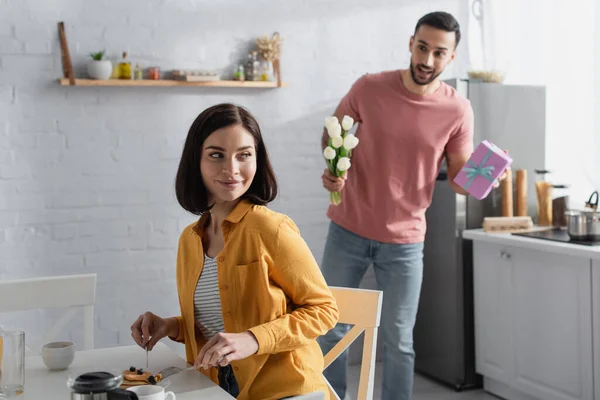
[0,274,97,350]
[324,287,383,400]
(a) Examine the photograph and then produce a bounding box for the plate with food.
[121,366,168,388]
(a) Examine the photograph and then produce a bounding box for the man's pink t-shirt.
[327,70,474,244]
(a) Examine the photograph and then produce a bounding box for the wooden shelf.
[58,78,287,88]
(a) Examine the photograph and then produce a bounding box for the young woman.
[130,103,339,400]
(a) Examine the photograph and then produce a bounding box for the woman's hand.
[194,332,259,369]
[130,312,178,351]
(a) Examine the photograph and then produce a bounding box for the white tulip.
[341,115,354,131]
[337,157,351,172]
[327,123,342,138]
[324,116,339,131]
[323,146,336,160]
[343,134,359,150]
[331,136,343,148]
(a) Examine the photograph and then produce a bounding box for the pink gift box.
[453,140,513,200]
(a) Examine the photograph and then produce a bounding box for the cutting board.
[482,216,541,233]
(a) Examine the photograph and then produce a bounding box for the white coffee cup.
[127,385,176,400]
[41,341,75,371]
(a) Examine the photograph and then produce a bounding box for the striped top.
[193,254,225,340]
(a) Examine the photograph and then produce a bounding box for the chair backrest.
[0,274,97,350]
[324,287,383,400]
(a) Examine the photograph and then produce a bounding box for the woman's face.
[200,124,257,204]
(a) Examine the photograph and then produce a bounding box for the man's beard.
[409,62,442,86]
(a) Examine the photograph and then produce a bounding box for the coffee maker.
[67,371,138,400]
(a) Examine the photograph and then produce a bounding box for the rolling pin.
[516,169,528,216]
[501,168,513,217]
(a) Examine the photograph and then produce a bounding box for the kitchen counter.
[462,228,600,259]
[464,227,599,400]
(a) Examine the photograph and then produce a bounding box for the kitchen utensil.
[155,365,196,383]
[585,191,598,211]
[565,210,600,241]
[68,370,138,399]
[501,168,513,216]
[516,169,528,216]
[482,216,534,233]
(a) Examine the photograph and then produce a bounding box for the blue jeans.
[318,222,424,400]
[218,365,239,398]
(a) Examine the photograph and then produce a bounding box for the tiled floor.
[347,363,501,400]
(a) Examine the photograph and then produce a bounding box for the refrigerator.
[412,79,547,390]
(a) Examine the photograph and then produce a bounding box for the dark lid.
[70,371,121,393]
[552,184,569,189]
[534,169,551,174]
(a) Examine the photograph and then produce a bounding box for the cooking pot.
[564,191,600,241]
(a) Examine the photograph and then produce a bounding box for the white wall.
[0,0,468,349]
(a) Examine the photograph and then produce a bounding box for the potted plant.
[86,50,112,80]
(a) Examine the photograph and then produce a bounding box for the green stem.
[330,191,341,205]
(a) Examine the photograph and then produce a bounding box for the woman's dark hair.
[175,103,278,215]
[414,11,461,47]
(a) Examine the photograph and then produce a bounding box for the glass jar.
[260,61,270,81]
[551,184,570,228]
[234,64,245,81]
[148,67,160,80]
[534,169,552,226]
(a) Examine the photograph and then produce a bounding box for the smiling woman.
[175,104,277,214]
[129,103,339,400]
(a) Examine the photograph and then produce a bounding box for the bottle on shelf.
[110,63,120,79]
[134,64,143,80]
[148,67,160,80]
[260,61,271,81]
[252,51,260,81]
[234,64,245,81]
[118,51,132,80]
[244,53,254,81]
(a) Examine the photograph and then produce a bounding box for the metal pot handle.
[587,191,599,208]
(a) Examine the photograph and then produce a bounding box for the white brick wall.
[0,0,468,350]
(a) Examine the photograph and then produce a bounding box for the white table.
[22,342,233,399]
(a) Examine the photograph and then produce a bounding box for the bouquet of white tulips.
[323,115,359,205]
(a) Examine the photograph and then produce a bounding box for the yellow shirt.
[171,200,339,400]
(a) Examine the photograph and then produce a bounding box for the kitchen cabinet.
[593,260,600,399]
[472,239,594,400]
[473,241,513,385]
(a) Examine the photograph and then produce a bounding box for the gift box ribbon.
[463,148,495,189]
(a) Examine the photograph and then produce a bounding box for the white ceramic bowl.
[41,341,75,371]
